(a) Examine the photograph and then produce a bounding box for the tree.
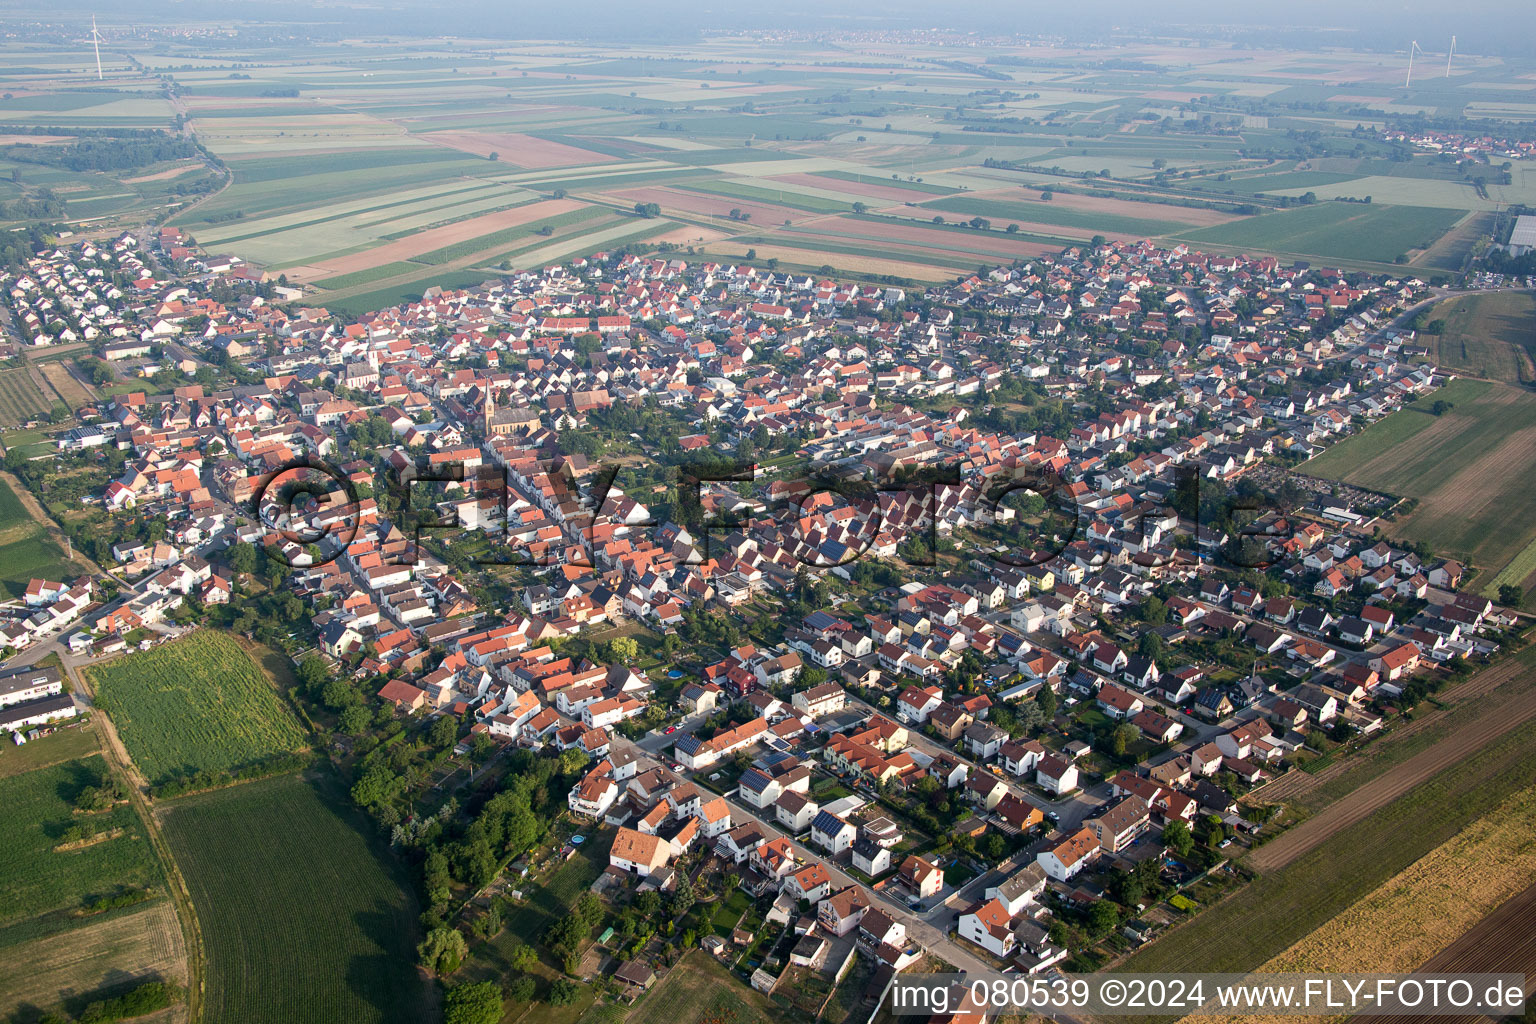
[296,654,330,690]
[339,705,371,735]
[1163,819,1194,858]
[1036,686,1057,721]
[507,976,537,1004]
[608,636,639,663]
[429,714,459,750]
[227,540,256,575]
[1498,584,1524,608]
[444,981,503,1024]
[1111,723,1139,758]
[509,944,540,972]
[488,151,499,162]
[1039,190,1053,201]
[548,980,581,1005]
[418,926,468,976]
[852,201,868,214]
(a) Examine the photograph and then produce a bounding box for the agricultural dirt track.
[1249,656,1536,872]
[1348,882,1536,1024]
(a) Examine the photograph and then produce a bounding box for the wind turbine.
[1404,40,1424,88]
[1445,35,1456,77]
[90,15,104,80]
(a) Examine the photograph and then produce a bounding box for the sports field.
[161,772,430,1024]
[1303,379,1536,593]
[1423,290,1536,385]
[87,630,308,787]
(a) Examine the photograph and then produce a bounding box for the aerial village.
[0,221,1521,997]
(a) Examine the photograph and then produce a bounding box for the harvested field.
[766,172,942,203]
[1189,786,1536,1024]
[0,901,187,1023]
[801,216,1061,258]
[604,185,814,226]
[121,162,203,183]
[1249,650,1536,872]
[284,198,586,280]
[699,240,962,281]
[38,361,92,409]
[1352,884,1536,1024]
[968,186,1243,228]
[1423,290,1536,384]
[425,130,618,168]
[650,224,731,246]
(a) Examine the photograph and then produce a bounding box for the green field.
[1424,290,1536,385]
[1118,707,1536,977]
[0,368,54,427]
[1179,202,1462,264]
[0,475,30,532]
[682,179,854,213]
[0,528,79,600]
[0,757,163,927]
[87,630,308,786]
[1303,379,1536,585]
[161,772,430,1024]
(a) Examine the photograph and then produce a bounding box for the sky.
[17,0,1536,57]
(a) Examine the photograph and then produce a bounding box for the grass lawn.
[160,771,430,1024]
[0,757,163,927]
[0,724,100,781]
[627,950,799,1024]
[87,630,308,786]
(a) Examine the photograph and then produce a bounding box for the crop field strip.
[0,367,54,427]
[1303,379,1536,589]
[86,630,308,787]
[160,772,430,1024]
[1117,697,1536,977]
[1185,785,1536,1024]
[1249,647,1536,872]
